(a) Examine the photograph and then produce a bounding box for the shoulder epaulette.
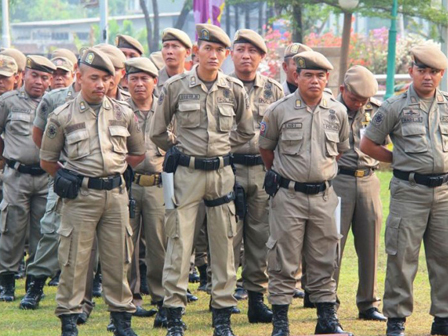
[165,72,187,87]
[226,75,244,88]
[266,77,283,92]
[369,97,382,107]
[52,102,70,116]
[1,90,18,100]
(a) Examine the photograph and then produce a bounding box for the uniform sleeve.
[364,100,397,145]
[34,94,54,130]
[150,86,176,151]
[126,110,145,156]
[259,105,279,150]
[230,85,255,147]
[40,113,65,162]
[338,108,350,153]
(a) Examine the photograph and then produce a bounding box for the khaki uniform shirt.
[40,94,145,177]
[155,67,172,97]
[34,83,78,131]
[128,97,164,174]
[337,94,382,170]
[150,65,255,157]
[365,84,448,175]
[0,86,42,164]
[229,73,284,154]
[259,90,350,182]
[116,87,131,101]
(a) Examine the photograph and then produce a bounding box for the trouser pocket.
[385,216,401,255]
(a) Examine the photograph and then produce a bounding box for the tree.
[174,0,192,29]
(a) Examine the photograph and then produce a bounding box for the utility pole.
[99,0,108,43]
[2,0,11,48]
[385,0,398,100]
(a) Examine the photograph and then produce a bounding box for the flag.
[193,0,225,27]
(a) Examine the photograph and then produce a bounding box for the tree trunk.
[225,3,230,36]
[174,0,192,29]
[151,0,159,52]
[235,4,239,30]
[292,4,303,42]
[140,0,152,53]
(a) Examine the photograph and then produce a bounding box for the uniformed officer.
[116,34,144,91]
[0,55,56,302]
[52,48,78,71]
[19,58,80,311]
[334,65,386,321]
[156,28,192,96]
[259,51,352,336]
[281,43,312,95]
[150,23,255,336]
[0,48,27,89]
[360,44,448,336]
[229,28,284,323]
[40,48,145,336]
[50,57,75,90]
[0,55,18,96]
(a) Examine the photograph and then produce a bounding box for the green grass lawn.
[0,170,434,335]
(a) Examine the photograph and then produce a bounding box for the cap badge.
[297,57,305,69]
[290,44,299,54]
[85,52,95,65]
[201,29,210,41]
[26,58,32,68]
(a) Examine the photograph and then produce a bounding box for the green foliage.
[10,0,88,22]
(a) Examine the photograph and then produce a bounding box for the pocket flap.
[266,236,277,249]
[386,216,401,229]
[0,200,8,211]
[57,227,73,238]
[109,125,130,137]
[282,131,303,141]
[218,104,235,117]
[66,129,89,144]
[325,131,340,143]
[178,102,200,112]
[11,112,31,122]
[402,124,425,136]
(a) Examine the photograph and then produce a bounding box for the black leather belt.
[82,174,122,190]
[279,177,327,195]
[338,168,373,178]
[5,158,46,176]
[178,153,231,171]
[232,154,264,166]
[393,169,448,188]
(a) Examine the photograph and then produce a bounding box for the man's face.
[294,69,329,101]
[107,67,125,96]
[0,74,17,95]
[196,41,229,72]
[119,47,140,59]
[340,85,369,112]
[128,72,157,102]
[231,43,265,76]
[409,65,444,98]
[24,69,52,98]
[51,68,74,89]
[77,65,111,104]
[282,57,297,84]
[162,41,190,70]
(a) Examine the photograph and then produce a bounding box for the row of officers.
[0,22,446,336]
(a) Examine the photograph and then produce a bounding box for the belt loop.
[82,177,89,189]
[188,156,195,171]
[288,180,294,191]
[408,172,416,186]
[13,162,20,170]
[219,156,224,169]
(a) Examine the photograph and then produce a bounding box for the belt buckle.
[202,158,218,171]
[304,184,321,195]
[428,176,443,188]
[355,170,365,178]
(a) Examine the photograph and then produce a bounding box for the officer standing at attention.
[229,28,284,323]
[0,55,18,96]
[40,48,145,336]
[259,51,351,336]
[0,56,55,302]
[360,44,448,336]
[281,43,312,95]
[50,57,75,90]
[0,48,26,89]
[150,23,255,336]
[334,65,387,321]
[116,34,144,91]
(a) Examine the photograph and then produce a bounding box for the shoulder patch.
[372,111,385,125]
[46,123,58,139]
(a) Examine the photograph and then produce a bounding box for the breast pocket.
[10,112,31,136]
[440,124,448,152]
[109,125,130,154]
[402,123,428,153]
[279,130,304,155]
[218,104,235,132]
[325,131,339,157]
[177,102,201,129]
[66,129,90,160]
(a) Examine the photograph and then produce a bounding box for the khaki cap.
[52,48,78,66]
[1,48,26,72]
[162,28,192,49]
[293,51,333,71]
[149,51,165,71]
[80,48,115,76]
[0,55,18,77]
[116,34,144,56]
[196,24,231,48]
[410,43,448,70]
[51,57,74,73]
[344,65,378,99]
[26,55,56,74]
[94,44,126,69]
[284,43,312,59]
[125,57,158,78]
[233,29,267,54]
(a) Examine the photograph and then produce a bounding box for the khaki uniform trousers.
[129,183,166,304]
[333,172,382,311]
[55,186,136,316]
[383,177,448,318]
[27,178,62,278]
[233,163,269,293]
[0,166,48,274]
[163,165,237,309]
[267,186,339,305]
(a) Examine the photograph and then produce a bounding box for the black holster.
[234,182,247,220]
[263,170,282,197]
[163,146,180,173]
[54,169,81,199]
[123,165,134,191]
